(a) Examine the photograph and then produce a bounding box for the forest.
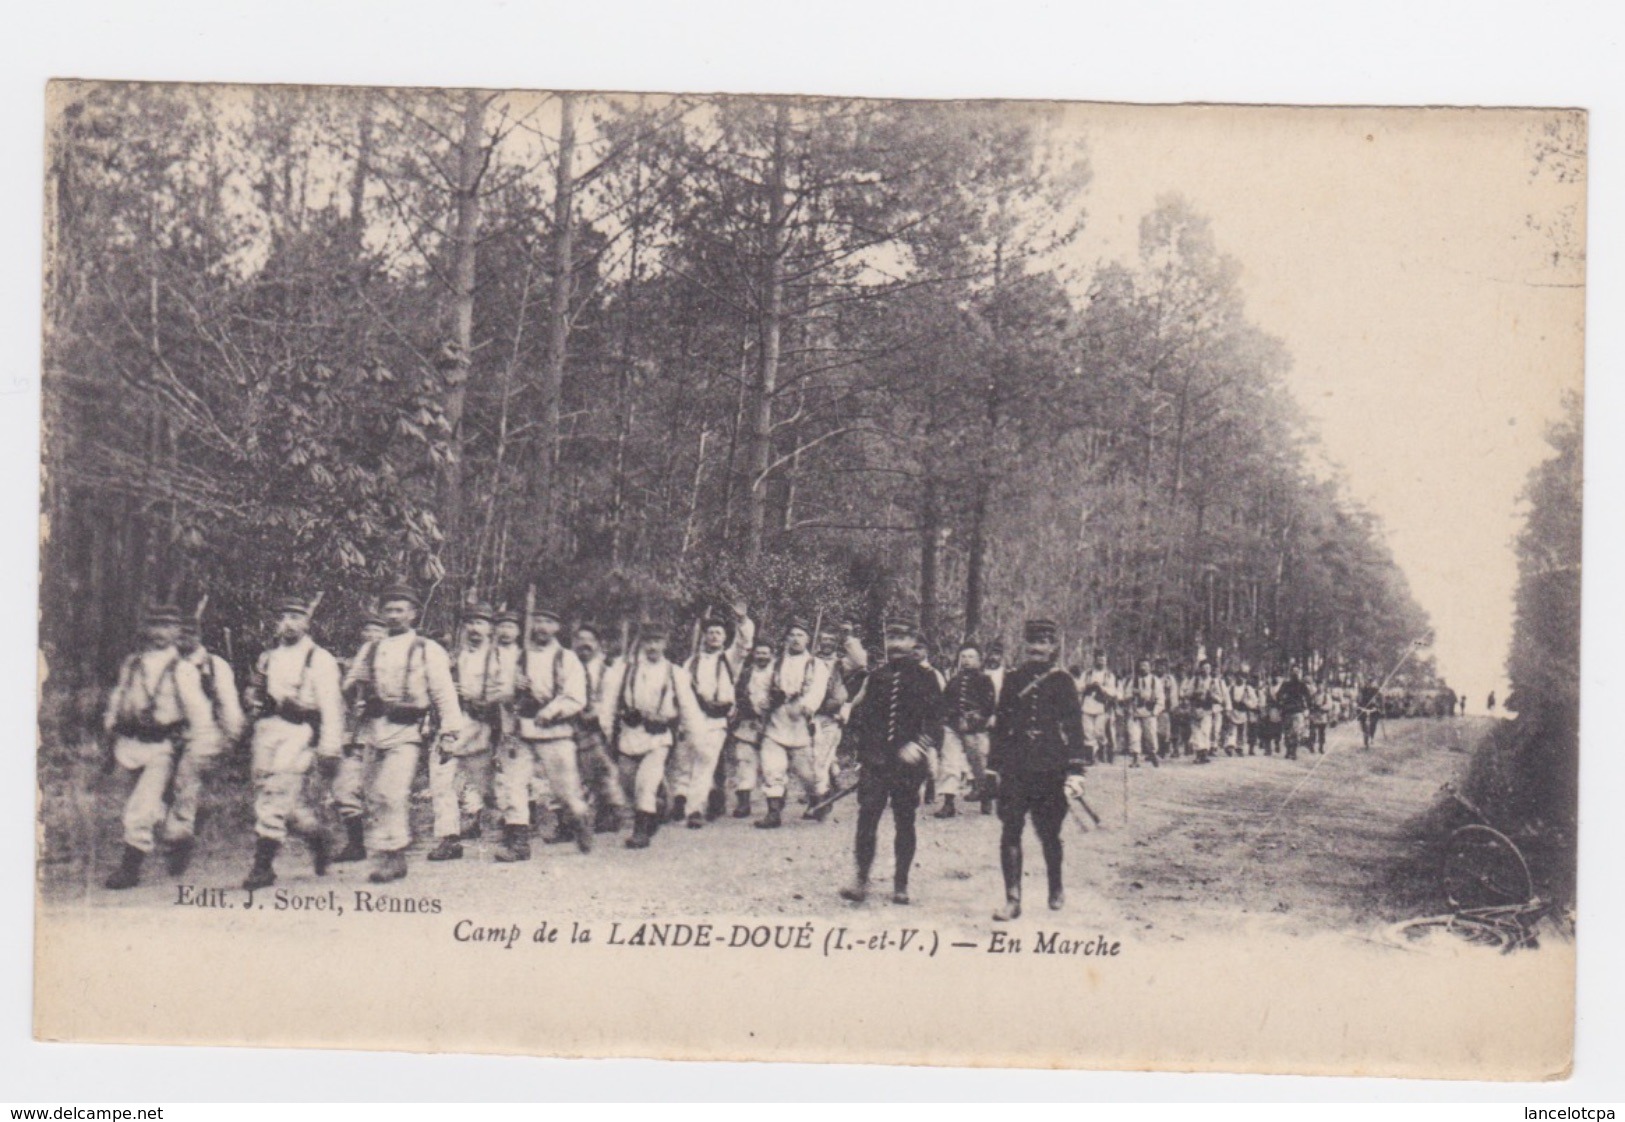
[40,83,1434,687]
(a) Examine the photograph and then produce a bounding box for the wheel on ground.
[1441,823,1533,910]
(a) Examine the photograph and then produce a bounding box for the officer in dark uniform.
[838,616,943,906]
[986,617,1088,921]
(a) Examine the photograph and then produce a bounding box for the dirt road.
[44,716,1490,945]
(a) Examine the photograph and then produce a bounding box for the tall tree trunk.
[919,477,941,641]
[745,102,790,562]
[536,91,577,561]
[348,98,372,245]
[963,239,1004,638]
[438,91,486,601]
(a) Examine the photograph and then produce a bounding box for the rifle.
[805,771,860,816]
[1068,792,1103,830]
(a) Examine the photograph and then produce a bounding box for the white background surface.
[3,0,1620,1102]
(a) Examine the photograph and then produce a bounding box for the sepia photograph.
[31,77,1584,1081]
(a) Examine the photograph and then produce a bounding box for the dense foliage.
[41,84,1433,686]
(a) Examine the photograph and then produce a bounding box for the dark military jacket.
[846,657,943,772]
[989,660,1087,776]
[943,668,997,734]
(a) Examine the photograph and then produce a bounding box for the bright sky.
[1056,104,1585,702]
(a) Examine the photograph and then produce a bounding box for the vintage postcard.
[34,82,1584,1078]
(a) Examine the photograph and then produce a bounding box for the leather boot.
[732,791,753,819]
[243,837,279,891]
[993,844,1022,921]
[625,811,654,849]
[165,837,196,877]
[1048,866,1065,911]
[105,844,144,891]
[668,795,687,824]
[542,813,574,845]
[334,817,367,863]
[755,797,784,829]
[368,848,407,883]
[306,828,330,876]
[839,877,868,903]
[460,813,483,841]
[686,811,706,830]
[594,803,622,834]
[892,877,911,906]
[705,788,727,821]
[530,801,546,836]
[427,836,464,861]
[493,824,531,862]
[573,812,594,854]
[933,795,957,819]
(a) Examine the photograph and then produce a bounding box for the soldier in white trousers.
[1122,658,1166,767]
[427,604,512,861]
[601,623,698,849]
[496,606,589,860]
[573,622,628,833]
[162,619,244,873]
[755,618,830,829]
[674,607,752,829]
[101,603,221,890]
[336,584,462,883]
[241,596,345,890]
[726,639,776,818]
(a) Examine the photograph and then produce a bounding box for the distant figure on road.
[1487,690,1497,713]
[1459,694,1467,716]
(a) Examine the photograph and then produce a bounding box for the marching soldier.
[807,623,859,819]
[1154,658,1178,759]
[937,642,996,817]
[1185,658,1227,764]
[1224,670,1254,757]
[498,606,590,859]
[335,585,463,883]
[984,640,1008,710]
[1123,658,1164,768]
[100,604,221,889]
[1308,674,1333,753]
[600,623,698,849]
[726,639,776,818]
[1276,665,1315,761]
[1077,649,1117,765]
[240,596,344,890]
[1356,675,1383,749]
[838,616,942,905]
[674,605,753,829]
[427,604,508,862]
[986,618,1088,921]
[755,618,830,829]
[165,619,245,873]
[572,621,628,833]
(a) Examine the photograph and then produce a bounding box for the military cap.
[532,605,563,623]
[988,639,1006,654]
[378,584,421,608]
[699,613,735,643]
[959,639,982,654]
[784,616,813,637]
[1023,618,1060,641]
[638,621,670,641]
[461,602,494,623]
[272,595,313,616]
[883,615,919,637]
[143,603,183,626]
[360,607,388,628]
[492,607,522,626]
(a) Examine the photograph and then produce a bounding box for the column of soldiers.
[95,587,1455,917]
